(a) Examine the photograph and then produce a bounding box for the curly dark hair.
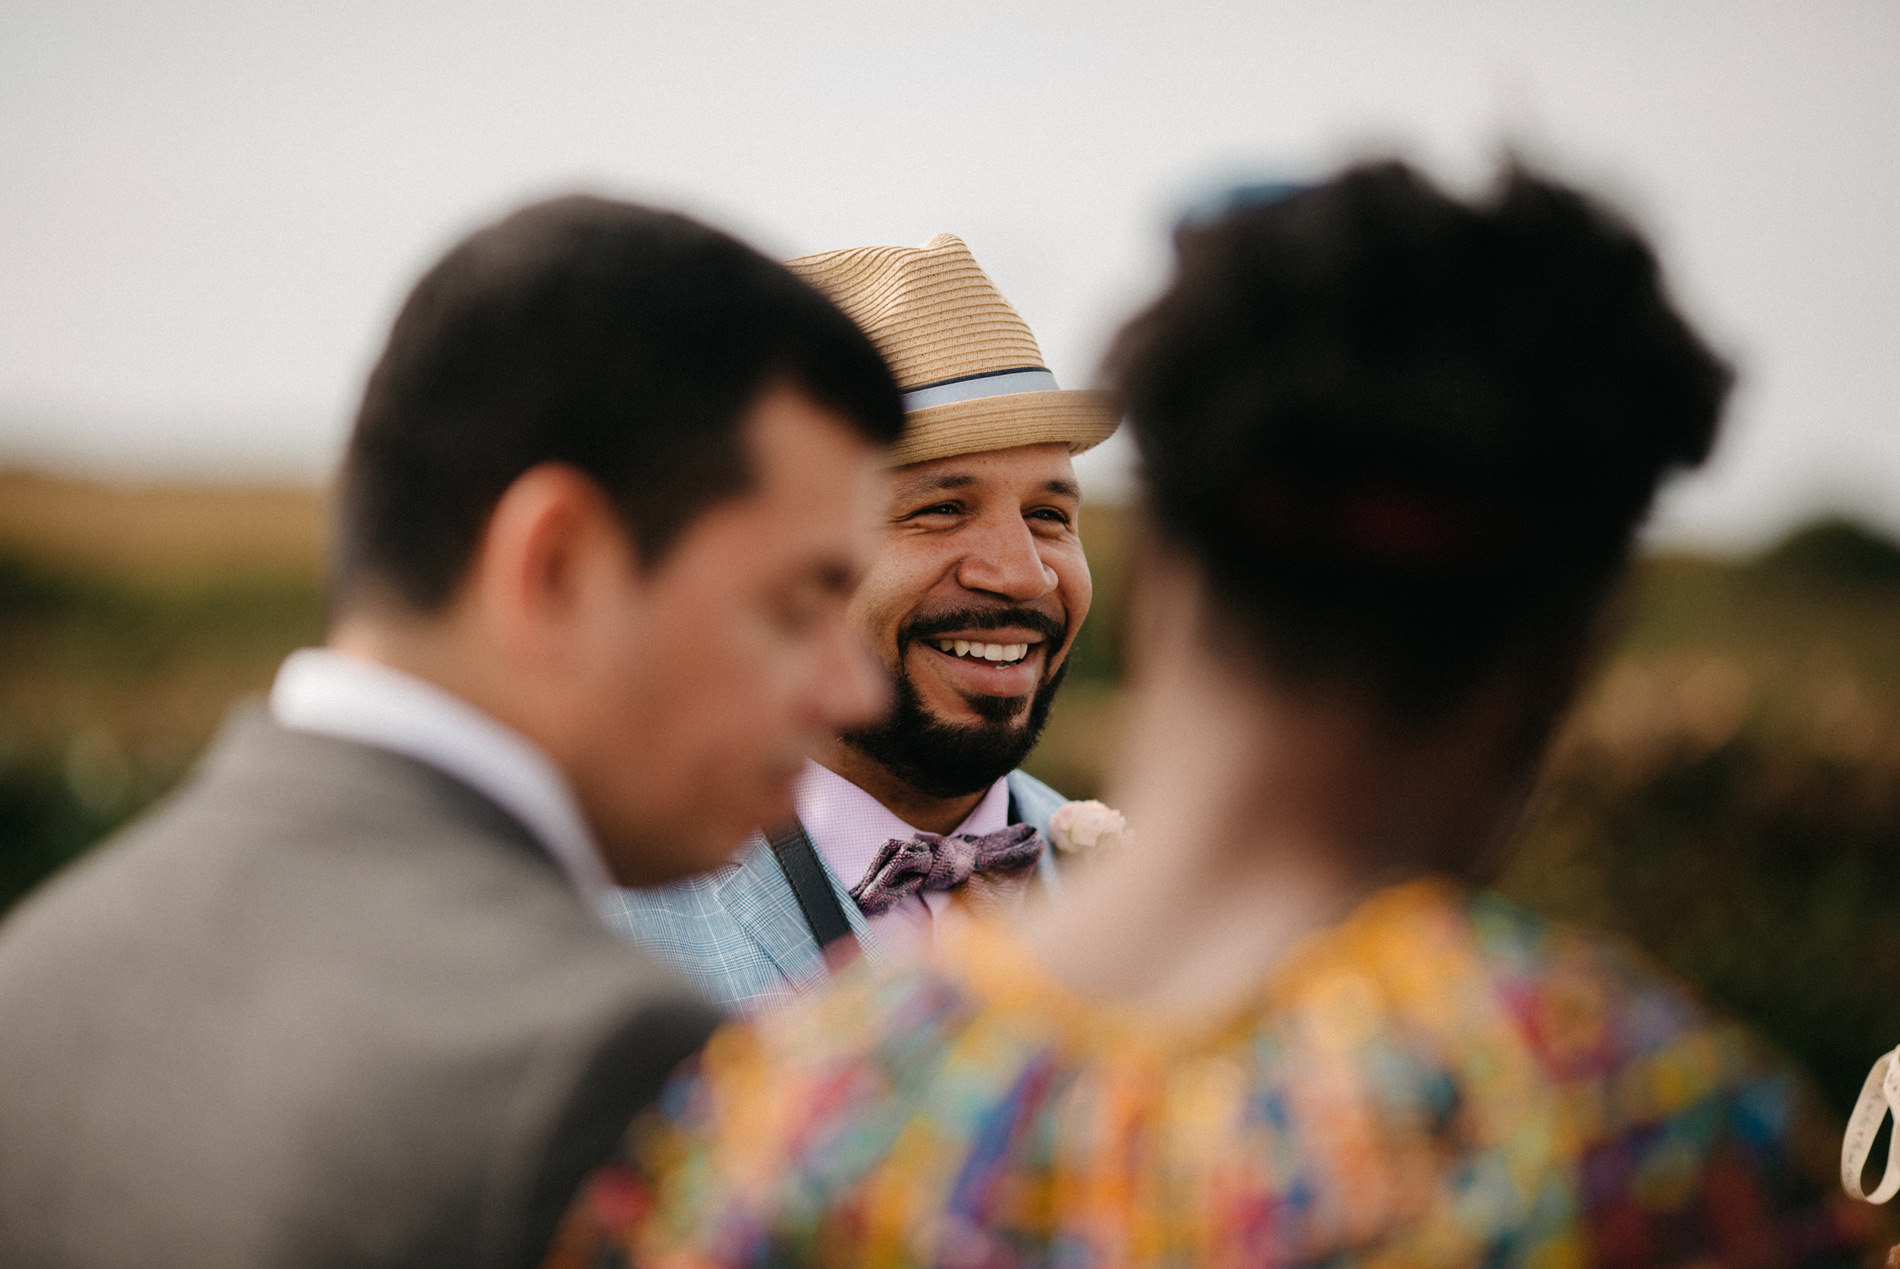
[1109,160,1733,721]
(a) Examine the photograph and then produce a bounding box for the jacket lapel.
[711,836,831,991]
[829,854,880,956]
[713,830,889,992]
[717,775,1068,995]
[1006,769,1066,895]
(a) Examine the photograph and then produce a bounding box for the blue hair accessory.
[1175,179,1312,230]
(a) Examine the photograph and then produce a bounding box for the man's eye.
[908,502,962,519]
[1029,508,1073,526]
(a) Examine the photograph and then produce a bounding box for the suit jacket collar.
[201,705,564,883]
[705,838,853,991]
[714,830,906,990]
[268,649,613,909]
[710,768,1073,984]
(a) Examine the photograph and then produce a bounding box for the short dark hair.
[334,195,904,612]
[1110,161,1733,720]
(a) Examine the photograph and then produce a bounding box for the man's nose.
[954,513,1058,601]
[813,620,891,734]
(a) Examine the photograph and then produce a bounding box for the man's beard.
[841,608,1070,800]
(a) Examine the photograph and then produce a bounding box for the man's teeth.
[933,639,1031,664]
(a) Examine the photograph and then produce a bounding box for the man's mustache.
[900,605,1066,648]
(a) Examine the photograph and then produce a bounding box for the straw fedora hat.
[785,233,1120,468]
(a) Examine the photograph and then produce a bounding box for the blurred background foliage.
[3,471,1898,1119]
[1039,508,1900,1121]
[0,471,326,915]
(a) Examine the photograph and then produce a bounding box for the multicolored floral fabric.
[547,878,1885,1267]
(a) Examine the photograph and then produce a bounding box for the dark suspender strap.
[765,819,859,951]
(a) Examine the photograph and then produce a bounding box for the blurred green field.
[1027,511,1900,1118]
[4,469,1899,1118]
[0,471,328,912]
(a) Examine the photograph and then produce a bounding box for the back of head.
[336,195,905,613]
[1110,160,1733,721]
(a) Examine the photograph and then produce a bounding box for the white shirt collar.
[268,647,615,912]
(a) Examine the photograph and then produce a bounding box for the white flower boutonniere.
[1048,799,1129,856]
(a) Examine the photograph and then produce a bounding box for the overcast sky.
[2,0,1895,549]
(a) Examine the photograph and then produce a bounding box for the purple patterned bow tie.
[849,823,1044,917]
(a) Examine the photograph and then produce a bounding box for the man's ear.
[468,462,639,665]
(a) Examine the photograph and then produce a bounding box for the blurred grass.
[4,472,1898,1117]
[0,472,327,910]
[0,469,328,582]
[1498,536,1900,1117]
[1027,508,1900,1117]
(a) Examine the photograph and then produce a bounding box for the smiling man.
[606,234,1119,1011]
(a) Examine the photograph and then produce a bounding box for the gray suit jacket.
[0,708,721,1269]
[603,769,1067,1012]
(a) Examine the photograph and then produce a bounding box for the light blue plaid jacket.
[601,770,1067,1013]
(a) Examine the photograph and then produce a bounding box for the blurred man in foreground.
[607,234,1119,1011]
[0,196,901,1268]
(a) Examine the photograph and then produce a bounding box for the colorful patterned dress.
[547,878,1885,1267]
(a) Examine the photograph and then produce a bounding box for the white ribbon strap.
[901,368,1059,413]
[1842,1044,1900,1202]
